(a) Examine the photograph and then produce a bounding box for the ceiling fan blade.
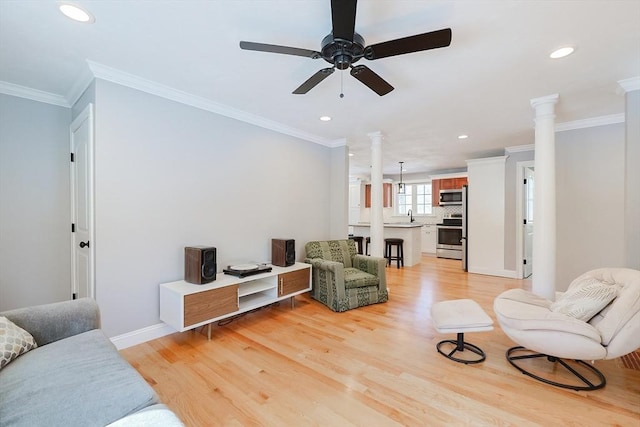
[331,0,357,42]
[240,41,321,59]
[293,68,335,94]
[350,65,394,96]
[364,28,452,60]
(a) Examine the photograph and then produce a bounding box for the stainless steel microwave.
[439,189,463,205]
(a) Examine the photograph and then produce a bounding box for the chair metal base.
[436,332,486,364]
[506,346,606,391]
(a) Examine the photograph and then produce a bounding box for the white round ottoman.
[431,299,494,364]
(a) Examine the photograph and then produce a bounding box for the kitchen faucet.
[408,209,414,222]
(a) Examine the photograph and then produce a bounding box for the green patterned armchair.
[304,239,388,312]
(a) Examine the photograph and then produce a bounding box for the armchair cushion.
[344,268,379,289]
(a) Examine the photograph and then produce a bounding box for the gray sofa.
[0,298,183,427]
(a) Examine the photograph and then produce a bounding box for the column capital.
[530,93,559,109]
[617,76,640,94]
[367,131,384,141]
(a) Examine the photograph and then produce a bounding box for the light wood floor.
[121,257,640,426]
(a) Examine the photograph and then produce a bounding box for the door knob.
[79,241,90,248]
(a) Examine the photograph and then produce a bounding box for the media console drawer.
[278,268,310,296]
[184,285,238,327]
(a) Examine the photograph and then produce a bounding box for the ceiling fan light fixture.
[549,46,575,59]
[239,1,452,97]
[58,3,95,23]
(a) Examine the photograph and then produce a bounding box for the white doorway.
[70,104,95,300]
[348,181,361,233]
[516,161,535,279]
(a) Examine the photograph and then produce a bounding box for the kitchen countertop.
[349,223,423,228]
[350,223,423,266]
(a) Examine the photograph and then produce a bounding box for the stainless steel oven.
[436,218,463,260]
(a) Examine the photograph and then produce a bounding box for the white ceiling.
[1,1,639,177]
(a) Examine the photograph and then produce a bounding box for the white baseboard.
[110,322,177,350]
[468,267,519,279]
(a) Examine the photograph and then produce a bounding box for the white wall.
[0,94,71,310]
[91,79,335,337]
[555,123,626,289]
[329,146,349,238]
[467,156,508,276]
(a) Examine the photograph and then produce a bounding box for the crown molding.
[0,81,69,107]
[466,156,508,166]
[617,76,640,93]
[86,61,335,147]
[330,138,348,147]
[66,65,95,107]
[555,113,625,132]
[505,144,534,153]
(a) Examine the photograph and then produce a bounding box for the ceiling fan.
[239,0,452,96]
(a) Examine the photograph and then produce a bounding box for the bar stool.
[365,237,371,256]
[349,236,364,255]
[384,238,404,268]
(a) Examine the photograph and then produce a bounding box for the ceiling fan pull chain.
[340,69,344,98]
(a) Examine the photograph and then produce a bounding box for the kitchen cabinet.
[364,183,393,208]
[421,223,437,254]
[431,177,468,206]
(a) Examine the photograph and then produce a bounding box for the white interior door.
[70,104,95,300]
[523,167,534,278]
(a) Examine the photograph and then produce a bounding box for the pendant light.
[398,161,405,194]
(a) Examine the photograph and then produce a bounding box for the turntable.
[223,263,272,278]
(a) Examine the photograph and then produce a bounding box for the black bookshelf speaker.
[185,246,216,284]
[272,239,295,267]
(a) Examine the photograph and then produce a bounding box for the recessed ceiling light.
[549,46,575,59]
[348,153,354,157]
[58,3,95,23]
[458,134,469,140]
[319,116,331,121]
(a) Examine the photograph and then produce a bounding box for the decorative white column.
[530,94,559,300]
[368,131,384,257]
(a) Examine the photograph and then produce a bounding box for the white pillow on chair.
[550,277,618,322]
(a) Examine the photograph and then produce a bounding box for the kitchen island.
[349,223,423,267]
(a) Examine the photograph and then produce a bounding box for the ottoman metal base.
[436,332,486,364]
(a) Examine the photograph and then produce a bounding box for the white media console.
[159,262,311,339]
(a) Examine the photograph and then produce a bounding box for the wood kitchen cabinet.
[431,180,441,207]
[431,177,468,206]
[364,183,393,208]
